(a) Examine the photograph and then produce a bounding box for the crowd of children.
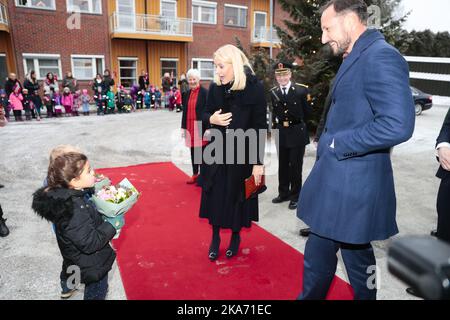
[1,72,188,123]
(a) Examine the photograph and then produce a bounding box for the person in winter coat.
[138,70,149,91]
[92,74,106,95]
[32,150,122,300]
[0,89,9,120]
[4,73,22,97]
[23,71,42,120]
[81,89,91,116]
[200,45,267,261]
[62,72,79,94]
[22,88,34,121]
[173,86,182,112]
[103,70,115,92]
[43,86,53,118]
[61,87,74,116]
[53,87,63,117]
[181,68,208,185]
[9,84,24,122]
[44,72,59,92]
[154,87,162,109]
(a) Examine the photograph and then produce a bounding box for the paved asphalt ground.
[0,103,448,300]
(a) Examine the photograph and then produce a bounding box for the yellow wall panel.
[111,39,187,87]
[148,0,160,15]
[0,32,16,74]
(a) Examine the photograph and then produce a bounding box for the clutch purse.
[245,175,267,200]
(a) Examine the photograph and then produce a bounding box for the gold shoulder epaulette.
[296,83,309,88]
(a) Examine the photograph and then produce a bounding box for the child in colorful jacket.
[94,86,106,115]
[22,88,34,121]
[0,89,9,120]
[81,89,91,116]
[106,90,115,114]
[154,87,162,109]
[9,84,24,122]
[61,87,74,117]
[53,88,63,117]
[72,90,81,116]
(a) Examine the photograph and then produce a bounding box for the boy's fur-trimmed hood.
[31,187,90,224]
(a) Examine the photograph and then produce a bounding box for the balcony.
[251,27,281,48]
[0,3,9,33]
[110,13,193,42]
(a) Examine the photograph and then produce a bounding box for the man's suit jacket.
[297,29,415,244]
[436,108,450,180]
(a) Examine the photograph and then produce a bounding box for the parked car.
[411,86,433,116]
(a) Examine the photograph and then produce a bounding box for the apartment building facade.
[1,0,289,90]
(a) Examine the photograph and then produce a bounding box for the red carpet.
[97,162,354,300]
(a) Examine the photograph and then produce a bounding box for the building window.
[253,11,267,40]
[15,0,56,10]
[67,0,102,14]
[0,54,7,83]
[192,59,214,80]
[161,0,176,18]
[71,55,104,80]
[161,59,178,84]
[0,4,8,24]
[192,1,216,24]
[224,4,247,28]
[118,58,137,89]
[23,54,62,80]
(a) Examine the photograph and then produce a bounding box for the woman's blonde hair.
[213,45,254,91]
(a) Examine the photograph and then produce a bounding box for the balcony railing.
[252,27,281,44]
[0,3,8,27]
[110,12,193,38]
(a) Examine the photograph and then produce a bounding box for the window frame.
[118,57,138,89]
[0,4,8,24]
[253,11,267,40]
[71,55,105,80]
[0,53,7,82]
[192,0,217,25]
[115,0,136,31]
[160,58,179,84]
[15,0,56,11]
[66,0,103,15]
[22,53,62,80]
[160,0,177,18]
[224,3,248,28]
[191,58,214,81]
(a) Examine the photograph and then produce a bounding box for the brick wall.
[7,0,111,92]
[187,0,252,67]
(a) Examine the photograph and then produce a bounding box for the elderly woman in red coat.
[181,68,208,185]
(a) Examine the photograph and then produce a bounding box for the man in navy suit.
[297,0,415,300]
[435,108,450,243]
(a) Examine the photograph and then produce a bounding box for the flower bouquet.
[91,178,140,239]
[94,173,111,192]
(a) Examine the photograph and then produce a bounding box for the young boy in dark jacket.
[32,151,122,300]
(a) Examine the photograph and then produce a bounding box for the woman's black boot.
[209,226,220,261]
[226,232,241,258]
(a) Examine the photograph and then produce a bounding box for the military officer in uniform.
[270,62,312,211]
